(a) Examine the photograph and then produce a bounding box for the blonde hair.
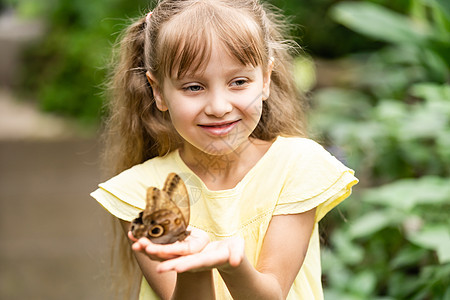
[104,0,306,177]
[102,0,307,297]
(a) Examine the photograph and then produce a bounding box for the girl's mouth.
[198,120,240,136]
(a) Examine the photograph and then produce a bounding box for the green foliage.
[323,177,450,299]
[312,83,450,179]
[314,0,450,299]
[269,0,387,57]
[13,0,149,123]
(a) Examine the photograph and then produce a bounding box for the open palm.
[129,226,210,261]
[129,227,244,273]
[157,236,245,273]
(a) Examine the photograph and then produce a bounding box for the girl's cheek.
[244,93,263,111]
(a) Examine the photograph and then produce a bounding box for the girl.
[91,0,358,299]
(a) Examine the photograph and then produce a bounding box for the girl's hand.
[128,226,210,261]
[157,237,245,273]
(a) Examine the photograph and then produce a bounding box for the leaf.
[398,140,434,166]
[390,245,428,269]
[347,271,377,296]
[411,83,450,104]
[407,226,450,263]
[399,106,448,140]
[325,265,353,291]
[437,131,450,168]
[374,100,407,124]
[312,88,372,118]
[396,84,450,140]
[324,289,363,300]
[348,210,399,239]
[332,230,365,264]
[387,272,423,298]
[330,2,430,45]
[432,0,450,20]
[363,177,450,211]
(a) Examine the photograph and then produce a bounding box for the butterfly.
[130,173,190,244]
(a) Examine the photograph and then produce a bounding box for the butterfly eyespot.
[149,225,164,238]
[174,218,181,225]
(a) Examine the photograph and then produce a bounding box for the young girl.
[91,0,358,299]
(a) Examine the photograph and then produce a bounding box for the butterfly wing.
[142,187,178,220]
[162,173,190,225]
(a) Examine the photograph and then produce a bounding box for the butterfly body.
[130,173,190,244]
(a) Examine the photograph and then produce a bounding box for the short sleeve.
[90,161,158,222]
[273,139,358,222]
[90,188,143,222]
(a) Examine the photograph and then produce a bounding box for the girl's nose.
[204,91,233,117]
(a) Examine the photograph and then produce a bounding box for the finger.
[131,237,151,252]
[157,247,229,273]
[128,231,138,242]
[156,255,209,273]
[131,242,143,252]
[228,238,245,267]
[145,235,208,257]
[138,237,152,248]
[144,243,181,260]
[143,242,188,258]
[152,227,209,256]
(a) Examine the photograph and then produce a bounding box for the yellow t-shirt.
[91,136,358,299]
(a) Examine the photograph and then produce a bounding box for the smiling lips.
[198,120,240,136]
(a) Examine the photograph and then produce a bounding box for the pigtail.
[103,15,181,176]
[102,16,149,176]
[252,2,307,140]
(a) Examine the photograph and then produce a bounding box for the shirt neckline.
[174,136,283,197]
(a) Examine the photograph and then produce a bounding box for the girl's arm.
[119,221,215,300]
[220,209,316,299]
[120,220,175,298]
[156,208,316,299]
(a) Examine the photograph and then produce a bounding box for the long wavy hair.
[101,0,307,297]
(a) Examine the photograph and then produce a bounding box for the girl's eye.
[230,79,248,87]
[183,85,203,92]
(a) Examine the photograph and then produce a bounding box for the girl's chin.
[186,138,250,157]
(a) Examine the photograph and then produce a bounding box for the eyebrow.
[225,65,258,75]
[174,64,259,81]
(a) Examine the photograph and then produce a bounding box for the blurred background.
[0,0,448,299]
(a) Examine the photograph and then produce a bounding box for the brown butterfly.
[130,173,190,244]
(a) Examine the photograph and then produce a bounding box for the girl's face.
[148,45,272,156]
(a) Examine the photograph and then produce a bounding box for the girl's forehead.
[171,41,255,79]
[155,3,266,80]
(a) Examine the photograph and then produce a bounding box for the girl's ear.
[146,71,168,111]
[262,57,274,101]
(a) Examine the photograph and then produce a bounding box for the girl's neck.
[179,138,273,191]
